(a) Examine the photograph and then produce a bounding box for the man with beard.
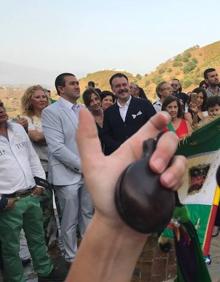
[204,68,220,97]
[102,73,156,155]
[170,78,189,109]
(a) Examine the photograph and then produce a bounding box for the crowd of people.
[0,67,219,281]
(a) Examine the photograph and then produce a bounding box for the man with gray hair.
[153,81,173,112]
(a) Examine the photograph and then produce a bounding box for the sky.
[1,0,220,79]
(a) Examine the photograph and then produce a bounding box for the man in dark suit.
[103,73,156,155]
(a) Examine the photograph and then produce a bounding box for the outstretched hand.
[77,109,186,232]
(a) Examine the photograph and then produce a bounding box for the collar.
[207,86,220,95]
[117,95,132,108]
[153,98,162,105]
[59,97,78,110]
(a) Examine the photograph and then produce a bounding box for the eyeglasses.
[161,87,172,91]
[171,84,179,87]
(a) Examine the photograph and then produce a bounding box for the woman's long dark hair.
[82,88,101,108]
[188,87,207,111]
[162,96,184,118]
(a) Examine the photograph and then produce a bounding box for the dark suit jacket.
[102,96,156,155]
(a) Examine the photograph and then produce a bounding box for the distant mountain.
[0,61,57,87]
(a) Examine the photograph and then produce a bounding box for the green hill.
[79,70,136,92]
[79,41,220,101]
[138,40,220,100]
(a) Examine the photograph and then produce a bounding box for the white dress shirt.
[0,122,45,194]
[117,95,132,122]
[153,98,162,112]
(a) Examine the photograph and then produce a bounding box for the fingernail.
[152,158,165,173]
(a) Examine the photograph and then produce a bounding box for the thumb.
[76,108,104,172]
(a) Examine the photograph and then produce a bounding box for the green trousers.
[0,195,53,282]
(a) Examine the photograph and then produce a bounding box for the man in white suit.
[42,73,93,264]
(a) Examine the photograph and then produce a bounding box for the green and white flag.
[166,117,220,255]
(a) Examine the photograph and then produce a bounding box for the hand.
[16,117,28,130]
[189,102,198,113]
[77,109,187,232]
[5,197,18,210]
[28,129,46,144]
[31,186,44,196]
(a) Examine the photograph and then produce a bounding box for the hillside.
[79,41,220,101]
[138,40,220,100]
[1,40,220,117]
[80,70,135,92]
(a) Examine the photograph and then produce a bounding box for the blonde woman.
[21,85,49,172]
[21,85,56,247]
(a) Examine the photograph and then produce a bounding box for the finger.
[76,108,104,171]
[160,155,187,190]
[113,112,171,164]
[149,131,179,174]
[172,178,185,192]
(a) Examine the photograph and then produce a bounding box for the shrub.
[183,79,193,88]
[191,58,198,64]
[174,55,182,61]
[183,61,197,73]
[152,76,163,85]
[136,74,142,80]
[182,57,189,63]
[183,52,191,58]
[158,68,165,74]
[173,61,183,67]
[193,78,201,86]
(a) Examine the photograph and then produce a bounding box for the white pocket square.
[132,111,142,119]
[136,111,142,116]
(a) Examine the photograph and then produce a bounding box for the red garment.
[175,119,189,139]
[164,119,188,139]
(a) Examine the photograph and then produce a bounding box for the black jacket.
[102,97,156,155]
